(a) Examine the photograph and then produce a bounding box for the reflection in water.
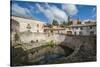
[40,54,64,64]
[27,45,74,64]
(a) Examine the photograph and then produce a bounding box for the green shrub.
[46,40,56,47]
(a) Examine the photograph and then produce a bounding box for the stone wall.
[19,32,66,44]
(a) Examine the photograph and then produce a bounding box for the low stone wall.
[19,32,66,44]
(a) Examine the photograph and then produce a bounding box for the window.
[74,27,78,29]
[50,30,53,33]
[44,29,46,32]
[74,32,76,35]
[67,31,72,35]
[80,27,83,30]
[37,24,39,27]
[26,24,31,29]
[79,32,82,35]
[90,26,92,29]
[37,30,39,33]
[68,27,71,30]
[58,30,59,34]
[90,31,94,35]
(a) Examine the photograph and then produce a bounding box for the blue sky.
[11,1,96,23]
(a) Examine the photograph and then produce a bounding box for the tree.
[46,23,52,28]
[66,16,72,26]
[68,16,70,23]
[66,20,73,26]
[52,19,59,26]
[77,19,81,24]
[60,21,67,27]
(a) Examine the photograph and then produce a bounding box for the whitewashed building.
[44,26,66,34]
[66,22,96,36]
[11,16,46,43]
[11,16,45,33]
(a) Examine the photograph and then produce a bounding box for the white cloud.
[92,14,96,18]
[28,5,40,14]
[50,5,68,22]
[62,4,78,16]
[92,8,96,13]
[11,3,32,17]
[83,19,96,23]
[92,7,96,18]
[36,3,54,23]
[36,3,68,23]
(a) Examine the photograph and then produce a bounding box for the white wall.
[66,26,96,36]
[12,16,44,33]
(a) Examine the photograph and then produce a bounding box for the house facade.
[11,16,45,43]
[44,26,66,34]
[11,16,45,33]
[11,16,96,36]
[66,22,96,36]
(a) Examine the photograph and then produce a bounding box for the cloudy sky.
[11,1,96,23]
